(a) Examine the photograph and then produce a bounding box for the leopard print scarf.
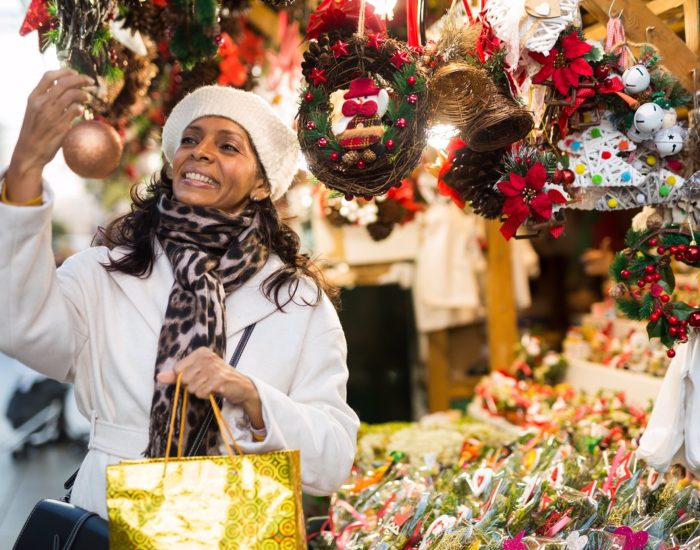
[144,191,268,458]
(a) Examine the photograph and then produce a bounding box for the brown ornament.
[62,120,123,179]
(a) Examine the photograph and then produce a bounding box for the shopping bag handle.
[164,373,244,474]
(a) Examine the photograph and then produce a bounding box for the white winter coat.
[0,185,359,519]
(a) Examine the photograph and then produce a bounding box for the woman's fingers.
[31,68,78,98]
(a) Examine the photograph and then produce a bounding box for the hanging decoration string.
[357,0,367,37]
[461,0,474,25]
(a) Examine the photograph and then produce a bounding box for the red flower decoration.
[306,0,385,41]
[217,34,247,87]
[529,31,593,96]
[19,0,51,36]
[497,162,567,240]
[331,40,349,58]
[437,138,467,209]
[367,32,385,50]
[309,68,327,86]
[390,50,411,69]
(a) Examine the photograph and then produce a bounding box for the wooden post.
[485,220,518,372]
[582,0,700,92]
[426,330,450,412]
[685,0,700,55]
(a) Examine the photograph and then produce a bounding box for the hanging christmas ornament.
[627,126,653,144]
[621,65,651,95]
[298,28,428,196]
[634,103,664,134]
[62,120,123,179]
[654,126,685,157]
[305,0,385,40]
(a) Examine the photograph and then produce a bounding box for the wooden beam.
[584,0,684,41]
[582,0,700,92]
[685,0,700,54]
[485,220,518,373]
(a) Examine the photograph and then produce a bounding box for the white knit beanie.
[161,86,300,201]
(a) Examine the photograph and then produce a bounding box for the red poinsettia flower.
[529,31,593,96]
[497,162,567,240]
[306,0,385,40]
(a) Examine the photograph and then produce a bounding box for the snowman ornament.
[633,103,664,133]
[654,126,685,157]
[331,77,390,166]
[622,65,651,94]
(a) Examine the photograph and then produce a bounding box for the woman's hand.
[156,347,264,429]
[5,68,94,202]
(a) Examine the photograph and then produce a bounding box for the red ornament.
[657,246,666,254]
[356,160,366,169]
[407,93,418,105]
[390,50,411,69]
[668,349,676,358]
[620,269,630,279]
[385,139,395,150]
[661,294,670,303]
[367,32,385,50]
[644,265,655,274]
[650,311,661,322]
[304,91,314,103]
[561,169,576,185]
[309,68,327,86]
[19,0,51,36]
[396,118,407,129]
[552,169,563,184]
[688,311,700,328]
[648,238,659,247]
[407,76,417,86]
[306,120,316,130]
[330,151,340,161]
[214,34,225,46]
[317,137,328,148]
[331,40,350,58]
[685,246,700,263]
[594,65,610,80]
[669,316,679,325]
[637,280,646,288]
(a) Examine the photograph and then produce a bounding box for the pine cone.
[442,146,506,219]
[377,199,405,225]
[119,1,166,42]
[367,222,395,241]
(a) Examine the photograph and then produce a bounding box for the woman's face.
[171,116,269,214]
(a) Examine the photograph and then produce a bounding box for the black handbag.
[12,323,256,549]
[12,499,109,550]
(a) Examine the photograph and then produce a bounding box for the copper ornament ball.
[62,120,123,179]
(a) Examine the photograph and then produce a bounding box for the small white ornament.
[621,65,651,94]
[634,103,664,133]
[636,193,646,204]
[662,107,678,129]
[654,127,684,157]
[627,126,653,143]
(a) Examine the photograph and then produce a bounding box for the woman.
[0,68,359,519]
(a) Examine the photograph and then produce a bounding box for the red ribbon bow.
[342,100,378,117]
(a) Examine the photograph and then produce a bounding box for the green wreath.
[609,223,700,356]
[298,33,428,197]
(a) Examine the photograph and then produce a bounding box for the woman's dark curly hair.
[95,165,339,310]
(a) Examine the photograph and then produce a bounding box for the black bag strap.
[64,322,257,494]
[54,510,98,550]
[187,322,257,456]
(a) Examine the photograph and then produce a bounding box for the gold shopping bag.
[106,374,305,549]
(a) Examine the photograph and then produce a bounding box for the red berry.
[525,158,532,164]
[385,139,395,150]
[407,76,417,86]
[669,316,679,325]
[688,311,700,327]
[330,151,340,161]
[317,138,328,148]
[594,65,610,79]
[684,246,700,263]
[645,265,655,274]
[620,269,630,279]
[650,312,660,322]
[637,280,646,288]
[676,253,684,261]
[644,274,655,283]
[396,118,407,129]
[304,92,313,102]
[344,194,354,201]
[356,160,366,169]
[679,244,687,252]
[306,120,316,130]
[657,246,666,254]
[648,238,659,247]
[670,326,679,336]
[670,246,679,254]
[661,294,670,303]
[407,93,418,105]
[667,349,676,358]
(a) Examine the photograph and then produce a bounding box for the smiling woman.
[0,81,359,527]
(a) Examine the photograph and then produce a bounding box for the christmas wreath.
[609,222,700,356]
[298,33,428,197]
